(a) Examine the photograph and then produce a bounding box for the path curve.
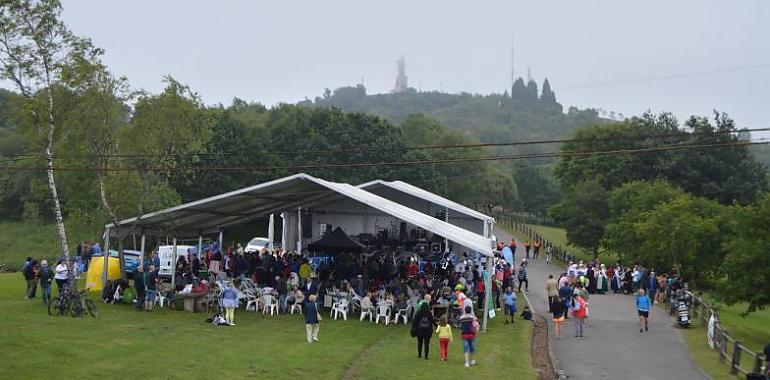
[495,227,707,380]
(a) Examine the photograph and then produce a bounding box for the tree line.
[0,1,520,274]
[552,112,769,313]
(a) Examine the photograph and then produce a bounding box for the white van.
[157,245,196,276]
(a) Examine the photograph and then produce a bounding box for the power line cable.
[4,127,768,159]
[0,139,766,173]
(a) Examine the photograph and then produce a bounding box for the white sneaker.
[312,338,319,342]
[464,362,470,367]
[470,360,477,366]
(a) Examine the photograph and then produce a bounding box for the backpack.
[460,318,477,338]
[418,316,431,330]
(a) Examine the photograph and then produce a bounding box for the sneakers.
[312,338,319,342]
[639,328,643,333]
[464,362,470,367]
[470,360,477,366]
[645,326,648,332]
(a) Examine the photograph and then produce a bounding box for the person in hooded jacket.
[411,302,436,359]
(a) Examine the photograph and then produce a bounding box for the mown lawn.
[523,224,620,264]
[0,221,97,271]
[0,273,537,380]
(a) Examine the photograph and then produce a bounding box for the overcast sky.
[60,0,770,131]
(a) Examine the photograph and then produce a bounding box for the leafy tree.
[540,78,556,104]
[552,178,609,256]
[0,0,99,270]
[632,194,725,284]
[717,193,770,313]
[603,180,688,263]
[510,161,560,215]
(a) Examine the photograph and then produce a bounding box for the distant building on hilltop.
[393,55,408,93]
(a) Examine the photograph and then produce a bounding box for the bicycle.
[68,288,98,318]
[47,288,70,317]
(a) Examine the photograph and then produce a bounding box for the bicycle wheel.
[69,299,83,317]
[48,299,62,316]
[85,299,98,318]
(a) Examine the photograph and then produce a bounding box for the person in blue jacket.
[304,294,321,343]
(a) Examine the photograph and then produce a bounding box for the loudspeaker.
[302,214,312,238]
[399,222,407,241]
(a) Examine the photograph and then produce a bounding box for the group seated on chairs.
[144,246,497,326]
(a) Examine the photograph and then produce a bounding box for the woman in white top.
[54,260,69,294]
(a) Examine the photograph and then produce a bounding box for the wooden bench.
[174,292,207,312]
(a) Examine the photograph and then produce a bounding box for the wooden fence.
[493,210,767,377]
[685,293,767,377]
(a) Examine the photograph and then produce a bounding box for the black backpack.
[418,316,431,330]
[39,267,52,284]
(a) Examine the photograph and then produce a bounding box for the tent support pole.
[218,229,223,254]
[171,237,178,290]
[482,254,493,332]
[198,234,203,263]
[444,208,449,253]
[139,233,146,268]
[102,227,111,287]
[297,207,302,255]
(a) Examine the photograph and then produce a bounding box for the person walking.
[435,316,453,362]
[546,274,559,312]
[636,289,651,333]
[551,295,567,339]
[517,262,529,293]
[571,293,587,338]
[38,260,52,305]
[503,286,517,325]
[411,303,436,359]
[459,305,479,367]
[23,259,37,299]
[304,294,321,343]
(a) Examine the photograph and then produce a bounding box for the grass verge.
[0,273,537,380]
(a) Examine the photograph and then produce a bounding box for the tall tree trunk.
[98,170,126,280]
[44,92,72,283]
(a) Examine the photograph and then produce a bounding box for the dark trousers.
[548,296,555,312]
[417,335,432,358]
[518,278,528,291]
[26,279,37,298]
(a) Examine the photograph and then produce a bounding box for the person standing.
[411,303,436,359]
[533,240,541,260]
[133,265,145,311]
[524,240,531,259]
[546,274,559,312]
[503,287,517,325]
[54,259,69,295]
[304,294,321,343]
[221,280,239,326]
[459,305,479,367]
[38,260,52,305]
[23,259,37,299]
[545,244,553,264]
[636,289,651,333]
[647,271,657,304]
[143,265,157,312]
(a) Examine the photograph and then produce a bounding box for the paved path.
[495,227,707,380]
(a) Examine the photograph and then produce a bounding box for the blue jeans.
[462,338,476,353]
[279,294,287,314]
[41,284,51,305]
[574,317,584,337]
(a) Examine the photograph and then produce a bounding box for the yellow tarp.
[85,256,120,291]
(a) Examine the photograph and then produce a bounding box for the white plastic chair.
[262,294,278,315]
[360,306,374,322]
[290,300,303,315]
[394,305,410,324]
[375,305,391,325]
[244,290,259,311]
[350,290,363,313]
[332,299,349,321]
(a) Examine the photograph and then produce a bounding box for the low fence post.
[730,340,742,375]
[699,301,707,326]
[753,352,763,374]
[718,330,728,363]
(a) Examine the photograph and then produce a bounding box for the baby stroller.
[676,301,691,328]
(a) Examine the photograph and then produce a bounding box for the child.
[551,295,567,338]
[304,294,321,343]
[520,305,533,320]
[503,286,517,325]
[435,315,453,362]
[221,280,239,326]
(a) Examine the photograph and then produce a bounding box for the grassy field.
[522,224,620,265]
[0,273,537,380]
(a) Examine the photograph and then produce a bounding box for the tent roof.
[307,227,364,253]
[107,173,492,255]
[357,180,494,222]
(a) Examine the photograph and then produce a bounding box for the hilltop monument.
[393,55,408,93]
